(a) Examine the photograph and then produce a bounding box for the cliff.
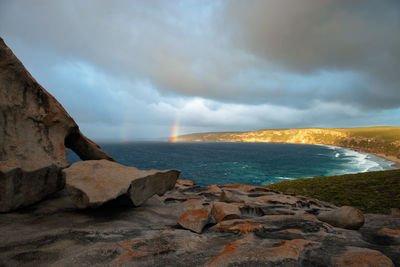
[177,127,400,163]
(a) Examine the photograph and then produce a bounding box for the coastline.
[313,143,400,170]
[369,153,400,169]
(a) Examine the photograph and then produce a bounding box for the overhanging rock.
[0,37,113,212]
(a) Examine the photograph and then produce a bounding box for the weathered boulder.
[63,160,180,209]
[0,38,113,212]
[178,206,212,233]
[332,246,394,267]
[317,206,365,230]
[211,202,241,222]
[219,190,246,203]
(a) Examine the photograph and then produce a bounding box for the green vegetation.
[265,169,400,214]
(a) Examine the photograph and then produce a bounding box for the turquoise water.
[67,142,396,186]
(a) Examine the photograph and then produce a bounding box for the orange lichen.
[205,239,242,266]
[216,220,265,234]
[286,228,303,234]
[271,239,319,259]
[178,208,209,222]
[336,250,394,266]
[380,227,400,237]
[205,184,222,193]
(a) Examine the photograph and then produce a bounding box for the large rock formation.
[0,181,398,266]
[63,160,180,209]
[0,38,113,212]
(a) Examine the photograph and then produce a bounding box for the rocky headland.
[1,37,399,266]
[177,127,400,167]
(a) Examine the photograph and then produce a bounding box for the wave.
[275,176,294,180]
[328,146,395,175]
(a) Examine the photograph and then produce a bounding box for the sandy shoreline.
[320,144,400,169]
[369,153,400,169]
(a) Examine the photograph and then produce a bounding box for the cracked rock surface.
[0,180,398,266]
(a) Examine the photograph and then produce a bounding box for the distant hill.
[177,127,400,163]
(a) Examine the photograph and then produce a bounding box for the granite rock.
[0,38,113,212]
[318,205,365,230]
[0,179,398,266]
[63,160,180,209]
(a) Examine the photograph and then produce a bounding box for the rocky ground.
[0,180,399,266]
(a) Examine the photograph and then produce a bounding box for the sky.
[1,0,400,141]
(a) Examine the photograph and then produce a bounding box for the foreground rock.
[317,206,365,230]
[0,38,113,212]
[63,160,180,209]
[0,181,398,266]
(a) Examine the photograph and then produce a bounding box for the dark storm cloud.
[220,0,400,108]
[0,0,399,139]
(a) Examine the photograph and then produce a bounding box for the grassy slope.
[265,169,400,214]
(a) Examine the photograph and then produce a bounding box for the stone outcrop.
[0,38,114,212]
[63,160,180,209]
[0,180,398,266]
[317,205,365,230]
[0,180,400,267]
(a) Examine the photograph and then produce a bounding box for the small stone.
[211,202,241,222]
[317,206,364,230]
[178,207,211,233]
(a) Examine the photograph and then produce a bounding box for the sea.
[67,142,396,186]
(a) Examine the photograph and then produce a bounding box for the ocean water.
[67,142,396,186]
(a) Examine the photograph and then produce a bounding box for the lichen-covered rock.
[332,246,394,267]
[63,160,180,209]
[178,207,211,233]
[0,179,399,266]
[317,206,365,230]
[0,38,113,212]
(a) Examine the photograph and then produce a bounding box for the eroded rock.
[0,179,399,266]
[63,160,179,209]
[318,206,365,230]
[212,202,241,222]
[178,207,212,233]
[0,38,113,212]
[333,246,394,267]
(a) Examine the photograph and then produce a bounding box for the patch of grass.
[265,169,400,214]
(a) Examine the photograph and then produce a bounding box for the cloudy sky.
[1,0,399,141]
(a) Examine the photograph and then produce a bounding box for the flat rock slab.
[0,180,398,266]
[63,160,180,209]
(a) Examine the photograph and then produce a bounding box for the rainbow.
[170,118,179,143]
